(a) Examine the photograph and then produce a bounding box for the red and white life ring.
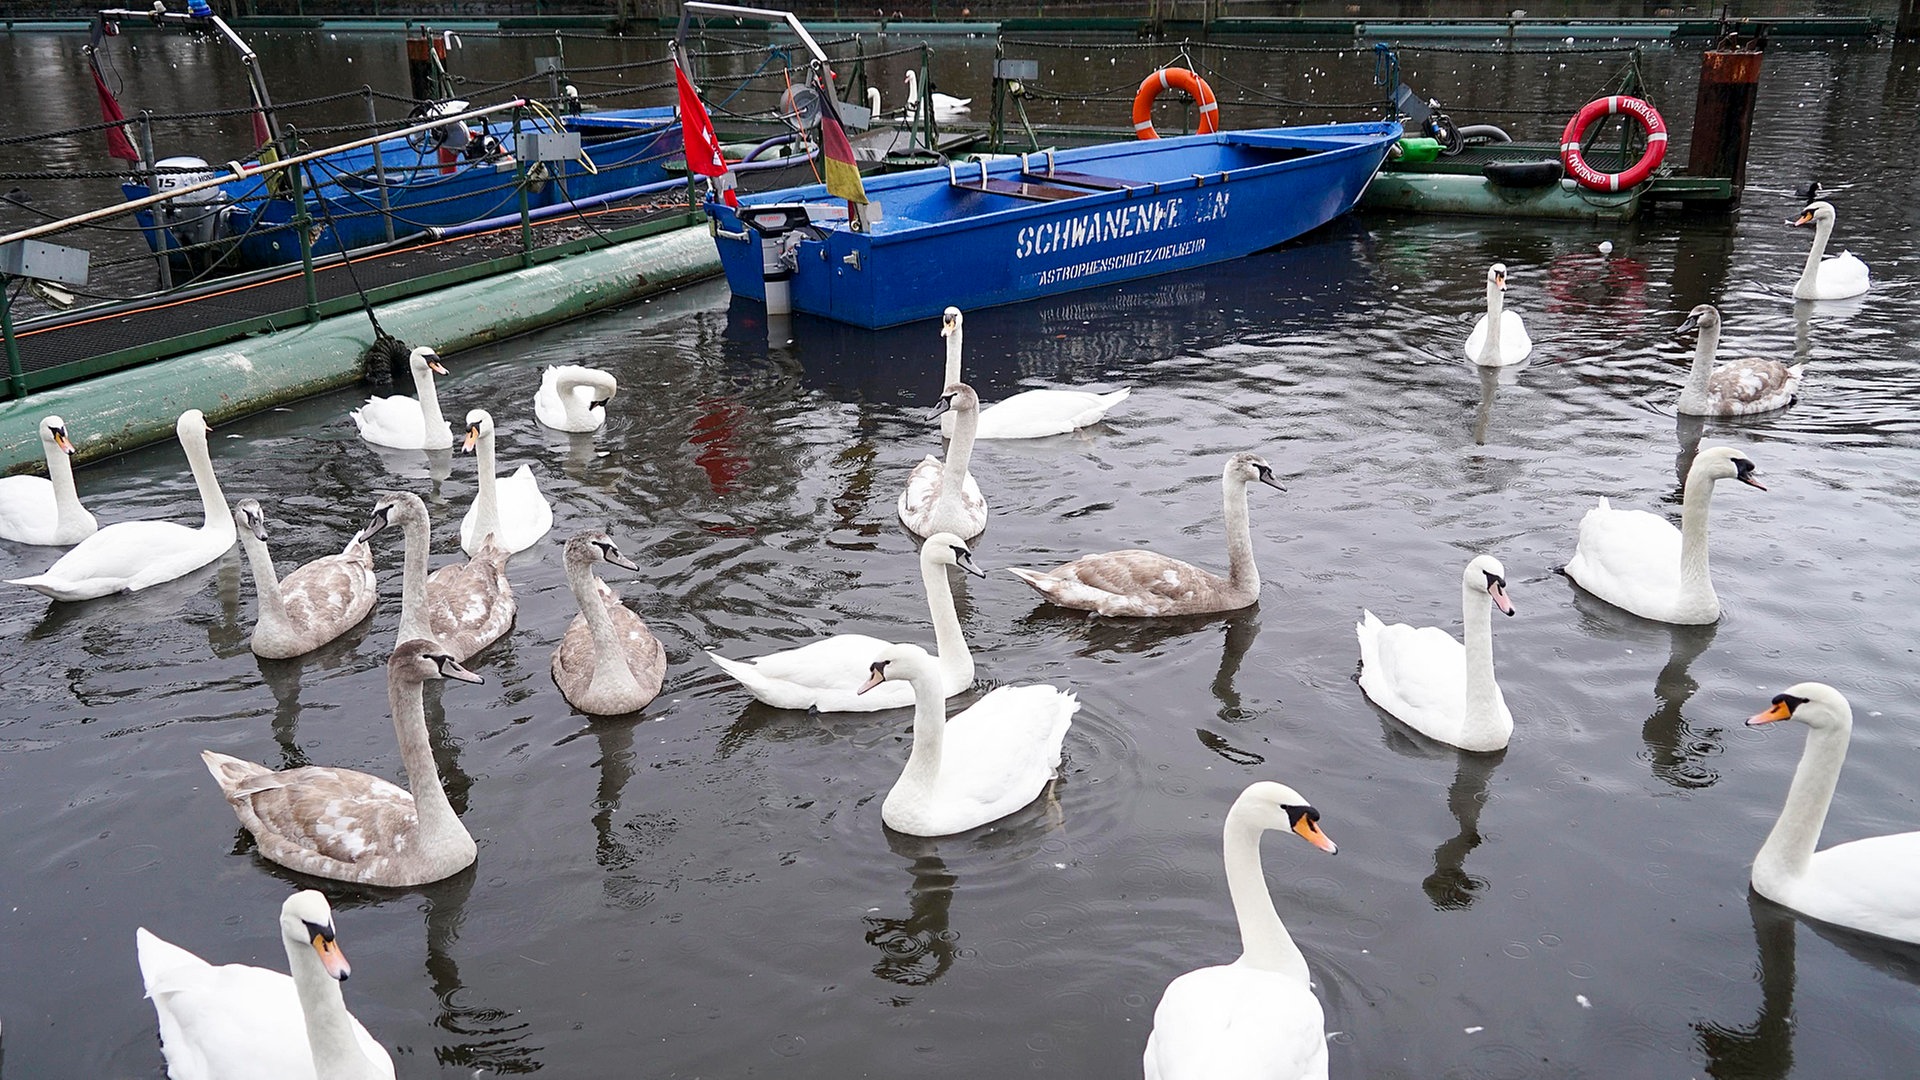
[1132,68,1220,140]
[1559,95,1667,192]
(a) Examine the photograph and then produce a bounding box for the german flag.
[815,71,868,207]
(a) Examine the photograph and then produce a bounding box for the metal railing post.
[1,276,25,400]
[365,87,395,243]
[138,112,174,291]
[514,107,533,268]
[286,126,320,323]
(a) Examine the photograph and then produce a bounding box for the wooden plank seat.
[947,164,1092,202]
[1022,168,1141,191]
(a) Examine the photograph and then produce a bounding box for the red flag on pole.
[89,55,141,162]
[674,57,738,206]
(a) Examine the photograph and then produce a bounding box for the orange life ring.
[1132,68,1220,140]
[1559,95,1667,192]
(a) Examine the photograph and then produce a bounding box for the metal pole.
[515,107,533,268]
[286,127,320,323]
[1,276,25,400]
[137,112,174,291]
[365,87,396,243]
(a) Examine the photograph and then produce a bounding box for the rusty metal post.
[1687,44,1763,205]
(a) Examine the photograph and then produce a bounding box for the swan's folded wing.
[1708,358,1801,412]
[1802,832,1920,942]
[1359,619,1467,726]
[226,765,419,865]
[940,685,1077,821]
[138,937,315,1080]
[975,389,1123,439]
[1034,550,1223,615]
[1569,504,1683,600]
[278,553,379,633]
[1145,964,1328,1080]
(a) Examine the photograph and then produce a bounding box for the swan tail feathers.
[200,750,280,800]
[136,927,211,993]
[706,650,806,708]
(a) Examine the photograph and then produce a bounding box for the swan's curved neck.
[470,429,500,545]
[921,553,972,687]
[897,667,948,796]
[283,929,380,1079]
[1222,810,1310,981]
[390,674,464,849]
[905,70,920,108]
[416,369,448,442]
[1684,321,1720,398]
[1754,715,1849,889]
[560,374,613,426]
[939,404,977,496]
[237,528,290,632]
[182,428,233,536]
[1221,473,1259,593]
[1677,467,1721,611]
[1460,577,1505,745]
[567,558,644,700]
[44,439,86,530]
[395,510,433,646]
[1479,279,1505,361]
[940,333,964,437]
[1799,216,1834,293]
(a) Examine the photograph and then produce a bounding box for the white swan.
[553,531,666,716]
[707,532,983,712]
[0,415,96,545]
[354,491,514,663]
[1788,201,1870,301]
[858,642,1076,837]
[1008,452,1284,617]
[534,364,618,433]
[1673,304,1803,417]
[937,307,1130,439]
[233,499,378,660]
[137,890,394,1080]
[1564,445,1763,625]
[898,383,988,540]
[867,86,883,119]
[903,70,970,118]
[7,409,234,602]
[1464,262,1532,366]
[458,409,553,556]
[201,639,481,887]
[1357,554,1516,753]
[350,346,453,450]
[1746,683,1920,943]
[1143,780,1339,1080]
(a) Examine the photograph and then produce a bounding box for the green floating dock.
[1362,172,1641,222]
[0,224,720,475]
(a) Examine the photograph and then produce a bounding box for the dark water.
[4,28,1920,1080]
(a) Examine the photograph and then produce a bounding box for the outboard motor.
[152,155,234,270]
[735,204,815,315]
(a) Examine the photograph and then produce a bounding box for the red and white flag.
[674,58,737,205]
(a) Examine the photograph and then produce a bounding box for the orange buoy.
[1132,68,1220,141]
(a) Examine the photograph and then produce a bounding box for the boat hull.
[705,121,1400,328]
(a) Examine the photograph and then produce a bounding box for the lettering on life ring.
[1132,68,1220,141]
[1559,96,1667,192]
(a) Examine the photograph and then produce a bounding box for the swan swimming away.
[859,642,1076,837]
[7,409,234,601]
[1357,554,1516,753]
[1564,445,1764,625]
[939,307,1130,439]
[459,409,553,556]
[233,498,378,659]
[552,530,666,716]
[1672,304,1802,416]
[1746,683,1920,944]
[0,415,96,546]
[1464,262,1532,366]
[350,346,454,450]
[1788,201,1870,301]
[898,383,988,539]
[707,532,983,712]
[1008,452,1284,617]
[354,490,514,662]
[138,890,395,1080]
[534,364,618,433]
[903,70,970,118]
[1143,780,1339,1080]
[201,639,483,887]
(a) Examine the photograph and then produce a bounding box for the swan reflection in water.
[1641,621,1721,790]
[418,866,543,1073]
[1423,748,1506,912]
[253,622,376,771]
[864,832,961,990]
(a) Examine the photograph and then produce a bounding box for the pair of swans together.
[863,73,973,121]
[1357,446,1764,754]
[706,532,1078,837]
[898,307,1131,540]
[1144,684,1920,1080]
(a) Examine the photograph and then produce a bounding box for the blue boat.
[124,106,683,274]
[704,121,1402,329]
